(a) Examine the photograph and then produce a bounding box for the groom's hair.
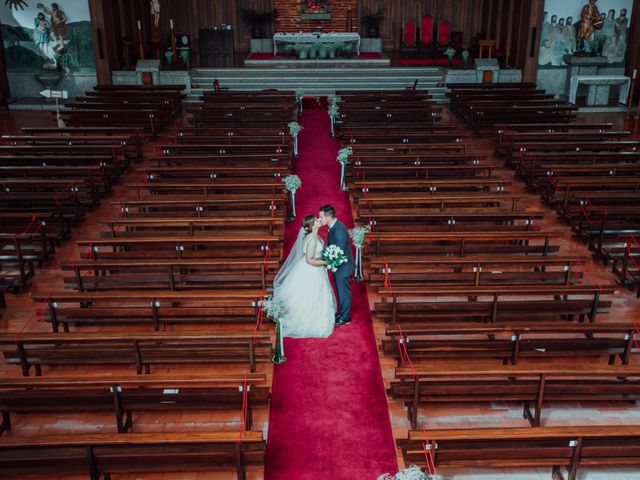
[319,205,335,218]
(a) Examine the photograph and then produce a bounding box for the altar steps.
[189,67,448,103]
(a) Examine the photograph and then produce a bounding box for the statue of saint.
[577,0,602,46]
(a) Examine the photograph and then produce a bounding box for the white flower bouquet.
[261,295,289,322]
[321,245,348,273]
[377,465,437,480]
[282,175,302,220]
[349,225,371,281]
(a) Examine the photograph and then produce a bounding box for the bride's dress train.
[274,234,336,338]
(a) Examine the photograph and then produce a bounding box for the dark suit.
[327,219,355,323]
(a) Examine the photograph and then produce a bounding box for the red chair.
[400,20,418,57]
[436,20,451,50]
[418,15,435,56]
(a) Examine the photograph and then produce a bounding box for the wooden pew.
[390,365,640,428]
[397,426,640,480]
[0,431,264,480]
[0,373,269,435]
[32,290,268,332]
[382,323,636,366]
[0,330,273,375]
[375,284,614,323]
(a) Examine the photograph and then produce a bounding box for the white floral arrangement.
[328,103,340,120]
[337,146,353,165]
[282,174,302,193]
[349,225,371,247]
[261,295,289,321]
[295,90,304,103]
[288,121,303,136]
[328,94,342,107]
[321,245,348,273]
[377,465,438,480]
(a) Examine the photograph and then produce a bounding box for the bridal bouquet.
[321,245,348,273]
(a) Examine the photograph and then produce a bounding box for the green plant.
[284,44,296,57]
[361,8,385,38]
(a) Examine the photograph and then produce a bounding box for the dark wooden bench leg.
[552,465,566,480]
[86,446,100,480]
[235,442,246,480]
[0,411,11,435]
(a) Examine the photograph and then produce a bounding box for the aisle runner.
[264,109,398,479]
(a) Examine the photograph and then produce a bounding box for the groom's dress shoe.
[335,318,351,326]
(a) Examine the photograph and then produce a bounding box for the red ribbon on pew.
[21,213,39,235]
[15,292,52,341]
[631,323,640,353]
[422,429,438,476]
[382,258,393,295]
[625,234,640,271]
[237,371,249,442]
[573,255,602,294]
[396,325,417,379]
[253,292,265,341]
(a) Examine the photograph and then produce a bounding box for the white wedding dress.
[273,231,336,338]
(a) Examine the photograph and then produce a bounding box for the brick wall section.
[275,0,358,32]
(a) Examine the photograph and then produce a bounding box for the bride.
[273,215,336,338]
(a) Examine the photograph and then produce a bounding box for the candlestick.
[137,20,142,30]
[170,19,174,29]
[634,69,637,80]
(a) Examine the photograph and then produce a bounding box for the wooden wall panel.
[358,0,484,51]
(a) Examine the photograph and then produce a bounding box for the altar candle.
[170,19,174,29]
[634,69,637,80]
[137,20,142,30]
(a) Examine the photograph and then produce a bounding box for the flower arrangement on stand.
[295,89,304,115]
[320,245,348,273]
[282,174,302,221]
[261,295,289,364]
[288,122,303,157]
[461,49,470,69]
[349,225,370,281]
[328,94,341,137]
[336,146,353,191]
[377,465,438,480]
[444,47,456,68]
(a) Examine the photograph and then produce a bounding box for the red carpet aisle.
[264,108,398,479]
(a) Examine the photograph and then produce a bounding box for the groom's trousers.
[334,274,352,322]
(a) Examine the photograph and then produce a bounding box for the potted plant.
[239,9,276,39]
[444,47,456,68]
[462,49,470,69]
[328,42,337,59]
[308,42,319,59]
[284,44,296,58]
[318,41,328,59]
[361,8,385,38]
[342,43,353,58]
[294,43,309,60]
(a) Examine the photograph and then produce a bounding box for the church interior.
[1,0,640,479]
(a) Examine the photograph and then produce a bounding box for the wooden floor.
[2,107,640,479]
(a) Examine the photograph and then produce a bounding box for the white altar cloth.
[273,32,361,55]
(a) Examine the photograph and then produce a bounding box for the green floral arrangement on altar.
[377,465,438,480]
[349,225,370,281]
[261,295,288,364]
[336,146,353,191]
[282,174,302,220]
[288,121,303,157]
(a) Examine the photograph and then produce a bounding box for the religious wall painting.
[1,0,95,73]
[539,0,632,66]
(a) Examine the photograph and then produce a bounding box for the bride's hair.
[302,215,316,235]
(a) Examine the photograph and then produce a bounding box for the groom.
[319,205,355,325]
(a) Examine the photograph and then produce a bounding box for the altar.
[569,75,631,106]
[273,32,361,56]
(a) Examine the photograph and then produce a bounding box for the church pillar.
[0,18,9,105]
[88,0,118,85]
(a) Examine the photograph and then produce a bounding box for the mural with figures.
[539,0,632,66]
[1,0,95,73]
